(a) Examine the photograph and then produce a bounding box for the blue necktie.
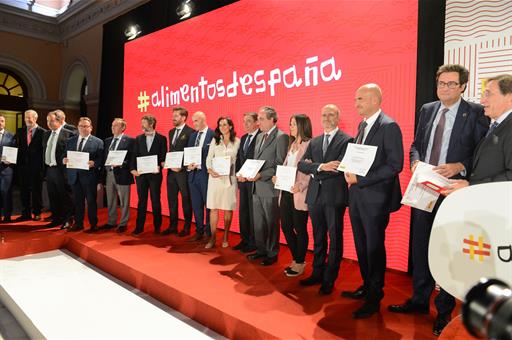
[485,121,499,138]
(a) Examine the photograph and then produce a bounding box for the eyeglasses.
[437,81,460,89]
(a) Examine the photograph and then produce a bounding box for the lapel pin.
[462,113,467,118]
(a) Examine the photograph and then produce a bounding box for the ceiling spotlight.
[124,24,141,41]
[176,0,193,20]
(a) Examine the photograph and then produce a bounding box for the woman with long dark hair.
[205,117,240,248]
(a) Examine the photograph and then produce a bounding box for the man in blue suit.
[187,111,213,239]
[64,117,104,232]
[0,115,16,223]
[342,84,404,319]
[388,64,488,336]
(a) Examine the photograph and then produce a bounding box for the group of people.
[2,65,511,336]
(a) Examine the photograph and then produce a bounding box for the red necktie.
[27,128,33,146]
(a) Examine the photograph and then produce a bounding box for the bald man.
[341,84,404,318]
[186,111,214,239]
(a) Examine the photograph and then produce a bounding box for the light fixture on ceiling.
[124,24,141,41]
[176,0,193,20]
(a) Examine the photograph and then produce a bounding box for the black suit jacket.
[410,99,488,178]
[16,125,47,172]
[42,128,74,173]
[130,133,167,172]
[298,129,352,206]
[63,123,78,134]
[168,125,194,169]
[103,135,135,185]
[470,113,512,184]
[350,112,404,213]
[236,131,261,173]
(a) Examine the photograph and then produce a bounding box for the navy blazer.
[103,135,135,185]
[470,113,512,184]
[0,130,16,176]
[298,129,353,206]
[350,112,404,213]
[16,125,47,172]
[410,99,488,178]
[65,135,104,186]
[187,128,214,183]
[235,131,261,173]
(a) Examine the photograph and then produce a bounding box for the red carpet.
[0,209,441,339]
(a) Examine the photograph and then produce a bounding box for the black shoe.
[43,215,54,222]
[341,285,366,299]
[68,225,84,232]
[388,299,429,314]
[247,253,266,261]
[2,217,12,223]
[433,314,451,336]
[319,282,334,295]
[353,302,380,319]
[178,229,190,237]
[232,242,246,250]
[14,215,31,222]
[300,275,323,286]
[116,225,127,233]
[261,256,278,266]
[162,227,177,235]
[85,226,98,233]
[186,233,204,242]
[61,220,74,230]
[241,245,257,253]
[131,230,143,236]
[44,221,61,228]
[99,224,116,230]
[153,229,161,235]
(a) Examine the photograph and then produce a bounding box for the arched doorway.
[0,68,28,133]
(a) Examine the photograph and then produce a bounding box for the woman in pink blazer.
[273,114,312,277]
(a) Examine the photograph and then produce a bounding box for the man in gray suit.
[245,106,289,266]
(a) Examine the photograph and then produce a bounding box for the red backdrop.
[123,0,417,271]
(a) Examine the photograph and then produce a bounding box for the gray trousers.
[105,170,131,226]
[252,195,280,258]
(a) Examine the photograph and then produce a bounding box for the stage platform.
[0,209,441,339]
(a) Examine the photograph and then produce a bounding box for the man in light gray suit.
[245,106,289,266]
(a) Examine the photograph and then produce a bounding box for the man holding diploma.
[130,115,167,235]
[102,118,134,233]
[63,117,103,232]
[164,106,194,237]
[342,84,403,318]
[0,115,16,223]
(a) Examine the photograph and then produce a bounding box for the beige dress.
[206,137,240,210]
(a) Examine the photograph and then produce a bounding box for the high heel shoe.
[205,237,216,249]
[222,240,229,248]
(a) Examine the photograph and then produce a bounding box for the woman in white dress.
[205,117,240,248]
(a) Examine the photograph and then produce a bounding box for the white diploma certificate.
[236,159,265,179]
[183,146,202,166]
[66,151,89,170]
[104,150,127,166]
[212,156,231,176]
[337,143,378,177]
[401,162,444,212]
[136,155,158,174]
[164,151,184,169]
[1,146,18,164]
[274,165,297,192]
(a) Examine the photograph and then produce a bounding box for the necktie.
[172,129,181,146]
[110,137,119,151]
[243,134,252,155]
[27,128,33,146]
[194,131,203,147]
[322,133,330,156]
[259,133,268,153]
[429,108,449,165]
[45,131,56,165]
[78,138,85,152]
[355,121,368,144]
[485,121,499,138]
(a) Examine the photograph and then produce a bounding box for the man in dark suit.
[102,118,134,233]
[57,109,78,134]
[244,106,288,266]
[64,117,103,232]
[234,112,260,253]
[297,104,352,294]
[186,111,214,239]
[163,106,194,237]
[341,84,404,318]
[443,73,512,190]
[0,115,16,223]
[388,64,488,335]
[43,110,75,228]
[15,110,47,221]
[130,115,167,235]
